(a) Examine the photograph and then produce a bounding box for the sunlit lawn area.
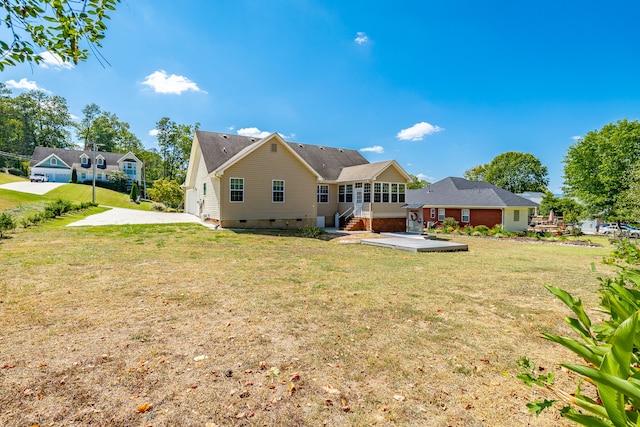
[0,221,615,426]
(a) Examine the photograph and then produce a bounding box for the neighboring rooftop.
[406,177,539,208]
[30,147,133,169]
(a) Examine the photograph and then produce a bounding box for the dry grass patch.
[0,225,614,426]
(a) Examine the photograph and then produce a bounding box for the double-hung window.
[462,209,470,223]
[438,208,445,221]
[391,184,398,203]
[230,178,244,202]
[382,183,390,202]
[363,183,371,203]
[345,184,353,203]
[80,156,88,166]
[398,184,405,203]
[272,180,284,203]
[514,209,520,222]
[317,185,328,203]
[373,183,382,203]
[430,208,436,219]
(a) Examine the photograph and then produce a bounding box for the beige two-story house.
[184,130,411,231]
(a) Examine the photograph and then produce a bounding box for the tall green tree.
[155,117,199,183]
[76,104,143,152]
[407,174,430,189]
[13,90,73,151]
[465,152,548,193]
[563,119,640,220]
[1,0,121,70]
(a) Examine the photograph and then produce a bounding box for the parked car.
[598,223,640,237]
[29,173,49,182]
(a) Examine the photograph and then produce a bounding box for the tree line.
[462,119,640,225]
[0,82,197,185]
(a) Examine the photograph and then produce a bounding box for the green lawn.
[46,183,153,210]
[0,224,615,426]
[0,172,27,185]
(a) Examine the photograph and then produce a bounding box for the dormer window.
[80,156,89,166]
[97,157,104,167]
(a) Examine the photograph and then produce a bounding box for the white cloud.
[5,78,44,91]
[396,121,444,141]
[237,127,271,138]
[69,113,80,121]
[38,51,74,69]
[355,32,369,45]
[571,135,582,141]
[360,145,384,154]
[416,173,435,182]
[148,129,160,137]
[142,70,204,94]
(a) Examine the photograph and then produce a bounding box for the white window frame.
[272,180,285,203]
[462,209,470,223]
[373,183,382,203]
[317,185,329,203]
[97,157,105,166]
[80,172,87,180]
[438,208,445,221]
[363,183,371,203]
[430,208,436,219]
[230,177,244,203]
[80,156,88,166]
[51,157,58,166]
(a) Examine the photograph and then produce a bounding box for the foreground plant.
[519,247,640,425]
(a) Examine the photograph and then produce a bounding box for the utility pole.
[91,142,104,204]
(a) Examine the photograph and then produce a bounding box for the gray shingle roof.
[30,147,130,171]
[195,130,369,181]
[406,177,539,208]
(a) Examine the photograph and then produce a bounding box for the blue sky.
[3,0,640,192]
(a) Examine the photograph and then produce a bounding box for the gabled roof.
[406,177,539,208]
[195,130,370,181]
[30,147,135,168]
[336,160,411,182]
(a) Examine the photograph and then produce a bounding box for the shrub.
[130,181,139,202]
[151,202,167,212]
[0,212,16,237]
[7,167,24,177]
[518,241,640,425]
[71,167,77,183]
[44,199,73,218]
[299,225,324,238]
[442,217,459,230]
[473,225,490,236]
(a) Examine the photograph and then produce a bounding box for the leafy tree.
[407,174,430,190]
[563,119,640,221]
[13,90,73,151]
[0,0,121,70]
[539,192,584,225]
[76,104,143,152]
[463,164,486,182]
[466,152,548,193]
[155,117,199,183]
[108,170,128,192]
[147,178,183,209]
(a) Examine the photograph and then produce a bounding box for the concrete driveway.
[0,181,67,195]
[67,207,205,227]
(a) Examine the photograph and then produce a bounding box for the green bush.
[518,241,640,425]
[473,225,490,235]
[0,212,16,237]
[442,217,459,230]
[151,202,167,212]
[299,225,324,238]
[44,199,73,218]
[130,181,139,202]
[71,167,77,183]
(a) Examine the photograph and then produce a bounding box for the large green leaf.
[543,333,603,366]
[563,364,640,404]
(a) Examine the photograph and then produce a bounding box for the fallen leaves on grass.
[136,403,151,413]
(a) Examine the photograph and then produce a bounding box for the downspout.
[369,179,374,231]
[501,208,505,229]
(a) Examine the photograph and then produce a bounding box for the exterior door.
[354,187,363,216]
